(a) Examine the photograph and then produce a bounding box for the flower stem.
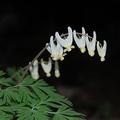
[21,44,49,78]
[12,32,94,79]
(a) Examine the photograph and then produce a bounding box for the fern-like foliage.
[0,69,86,120]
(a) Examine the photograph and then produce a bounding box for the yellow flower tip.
[64,46,72,52]
[100,57,105,62]
[32,74,39,80]
[60,57,64,61]
[34,76,39,80]
[52,56,58,61]
[46,73,51,77]
[71,45,75,49]
[67,49,71,52]
[63,53,67,56]
[52,57,58,61]
[63,49,67,52]
[88,51,95,57]
[55,70,60,78]
[64,46,75,53]
[80,48,86,53]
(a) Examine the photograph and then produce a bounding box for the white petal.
[50,36,57,54]
[91,31,96,49]
[86,32,96,56]
[55,70,60,78]
[73,30,86,51]
[97,40,107,61]
[29,60,39,80]
[31,72,39,80]
[54,61,60,78]
[33,60,39,68]
[48,36,65,61]
[55,26,73,47]
[29,62,32,72]
[46,43,51,53]
[41,58,52,75]
[57,41,64,56]
[82,27,86,34]
[46,73,51,77]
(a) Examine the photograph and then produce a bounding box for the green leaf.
[0,87,19,104]
[18,86,37,103]
[7,67,24,82]
[0,71,5,77]
[6,67,17,77]
[0,78,15,87]
[0,106,13,120]
[19,76,34,86]
[52,106,86,120]
[0,70,86,120]
[16,106,50,120]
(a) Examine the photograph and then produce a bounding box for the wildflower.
[73,27,86,53]
[55,26,75,52]
[46,36,66,61]
[29,60,39,80]
[41,57,52,77]
[97,40,107,62]
[86,31,96,56]
[54,61,60,78]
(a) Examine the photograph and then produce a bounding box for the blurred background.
[0,2,120,119]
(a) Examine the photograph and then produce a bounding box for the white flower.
[73,27,86,53]
[55,26,75,52]
[97,40,107,62]
[86,31,96,56]
[54,61,60,78]
[29,60,39,80]
[41,57,52,77]
[46,36,66,61]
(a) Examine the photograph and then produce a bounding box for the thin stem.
[22,44,49,78]
[16,32,94,79]
[61,32,93,39]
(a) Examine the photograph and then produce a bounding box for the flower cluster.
[29,58,60,80]
[29,26,107,80]
[46,26,107,61]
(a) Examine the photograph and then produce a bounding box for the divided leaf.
[0,69,86,120]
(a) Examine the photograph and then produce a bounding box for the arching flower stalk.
[97,40,107,62]
[73,27,86,53]
[86,31,97,57]
[55,26,75,52]
[29,60,39,80]
[22,26,107,79]
[54,61,60,78]
[40,57,52,77]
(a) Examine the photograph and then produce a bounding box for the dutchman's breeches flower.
[29,60,39,80]
[86,31,96,57]
[40,57,52,77]
[46,36,65,61]
[97,40,107,62]
[73,27,86,53]
[28,26,107,80]
[55,26,75,52]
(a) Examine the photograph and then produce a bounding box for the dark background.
[0,2,120,119]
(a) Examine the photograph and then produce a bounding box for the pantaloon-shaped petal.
[54,61,60,78]
[86,31,96,56]
[41,58,52,77]
[55,27,74,52]
[29,60,39,80]
[97,40,107,61]
[46,36,65,61]
[73,27,86,53]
